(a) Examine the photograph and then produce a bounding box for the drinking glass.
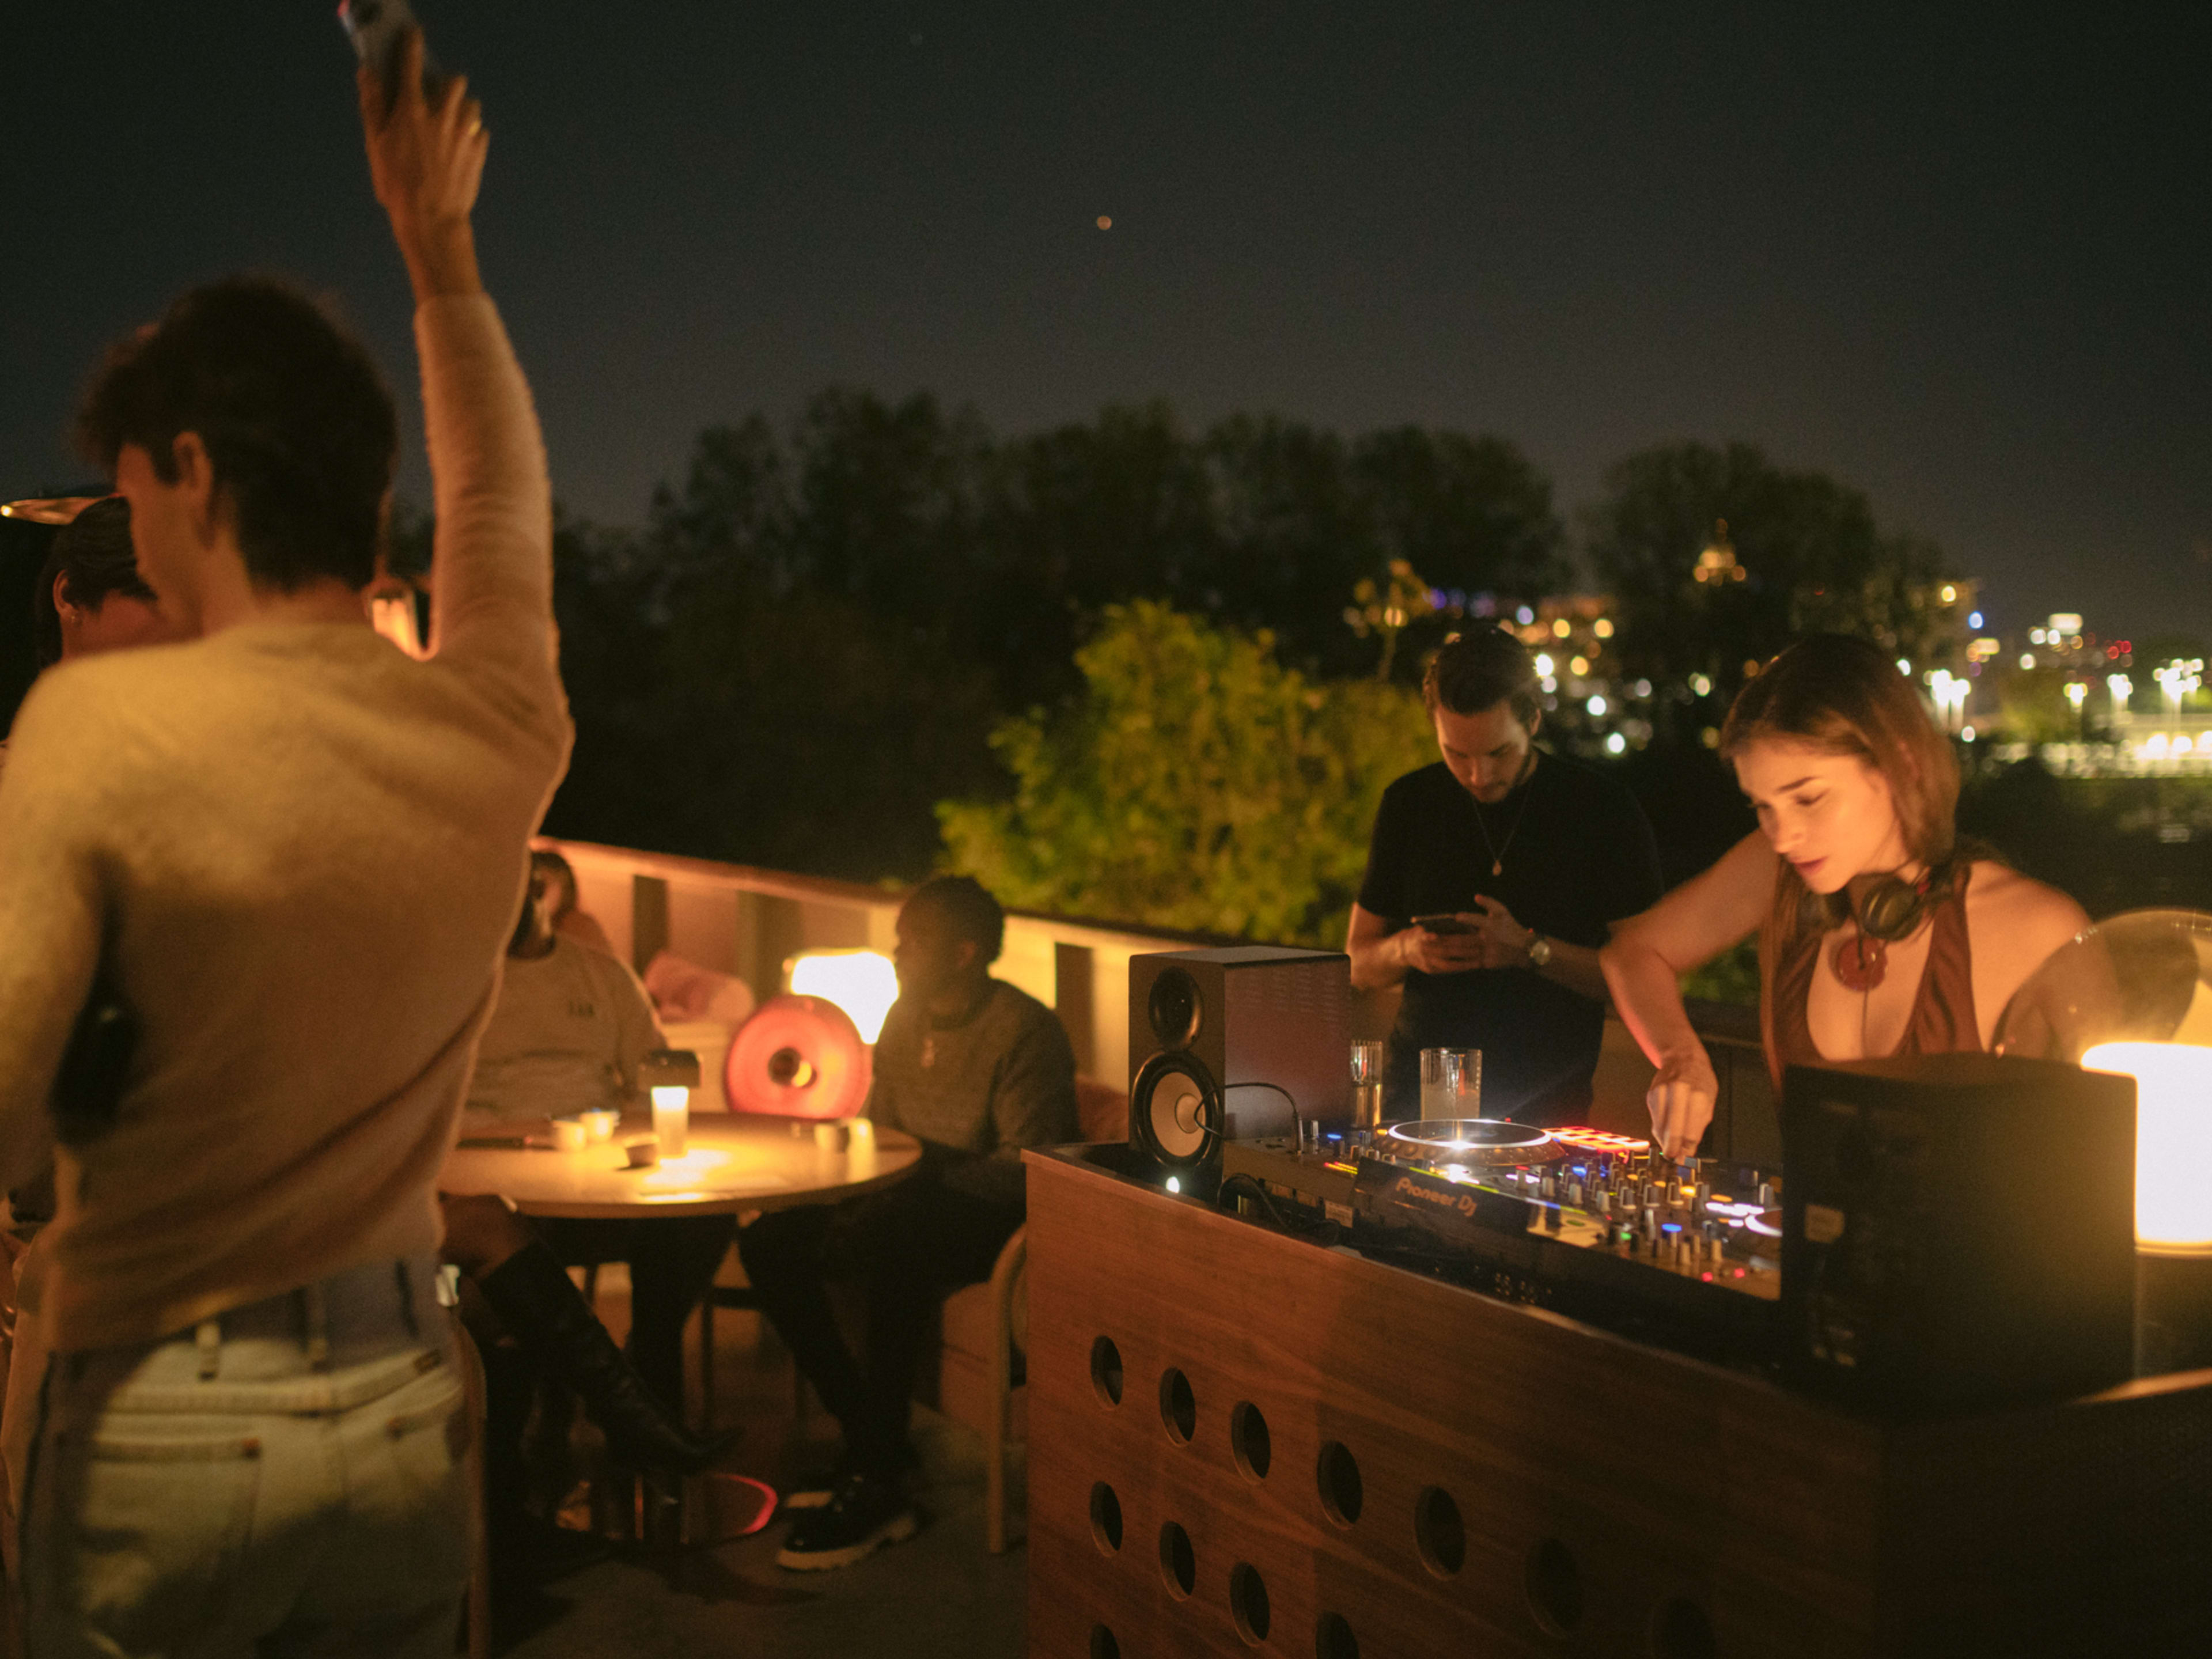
[1422,1047,1482,1118]
[1350,1040,1386,1129]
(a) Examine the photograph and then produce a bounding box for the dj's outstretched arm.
[1600,831,1775,1161]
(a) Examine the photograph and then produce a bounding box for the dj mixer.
[1221,1118,1783,1363]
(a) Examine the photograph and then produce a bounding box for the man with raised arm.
[0,35,569,1654]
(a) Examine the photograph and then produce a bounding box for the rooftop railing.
[547,838,1780,1165]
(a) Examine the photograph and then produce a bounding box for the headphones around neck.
[1801,861,1951,943]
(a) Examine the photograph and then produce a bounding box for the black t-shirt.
[1357,751,1663,1124]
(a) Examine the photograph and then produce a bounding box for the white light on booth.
[788,950,899,1044]
[2083,1042,2212,1252]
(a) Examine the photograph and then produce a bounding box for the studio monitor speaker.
[1127,946,1350,1173]
[1782,1052,2137,1414]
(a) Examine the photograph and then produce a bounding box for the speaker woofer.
[1130,1050,1222,1171]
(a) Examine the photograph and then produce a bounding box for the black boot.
[476,1242,728,1476]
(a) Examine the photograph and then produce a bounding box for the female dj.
[1600,634,2087,1161]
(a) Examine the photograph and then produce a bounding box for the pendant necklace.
[1470,751,1538,879]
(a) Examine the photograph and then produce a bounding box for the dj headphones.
[1802,859,1954,942]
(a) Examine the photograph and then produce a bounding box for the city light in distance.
[1605,732,1627,755]
[1569,655,1589,676]
[1586,695,1607,716]
[1593,618,1614,638]
[1688,673,1712,696]
[1533,653,1554,676]
[1968,610,1984,628]
[1552,618,1571,638]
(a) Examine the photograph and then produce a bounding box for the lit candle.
[639,1048,703,1161]
[650,1085,689,1158]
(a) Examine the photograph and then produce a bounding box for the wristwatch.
[1526,932,1552,969]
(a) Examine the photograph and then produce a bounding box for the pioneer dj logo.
[1394,1175,1477,1218]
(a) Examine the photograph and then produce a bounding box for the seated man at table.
[740,874,1079,1570]
[450,851,733,1441]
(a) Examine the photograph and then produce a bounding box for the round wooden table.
[439,1113,922,1217]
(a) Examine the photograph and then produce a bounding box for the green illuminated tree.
[938,601,1434,945]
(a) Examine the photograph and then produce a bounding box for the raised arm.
[1599,830,1775,1160]
[359,32,559,698]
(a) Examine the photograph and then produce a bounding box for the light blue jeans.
[20,1256,470,1659]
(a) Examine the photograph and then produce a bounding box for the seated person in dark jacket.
[741,875,1078,1571]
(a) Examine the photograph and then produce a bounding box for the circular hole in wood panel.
[1316,1440,1363,1527]
[1525,1537,1584,1635]
[1090,1336,1124,1407]
[1649,1597,1717,1659]
[1229,1562,1271,1646]
[1090,1624,1120,1659]
[1315,1611,1359,1659]
[1089,1482,1123,1554]
[1157,1521,1196,1599]
[1229,1400,1271,1482]
[1414,1485,1465,1578]
[1158,1366,1196,1444]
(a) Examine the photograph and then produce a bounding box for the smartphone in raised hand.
[339,0,446,114]
[1412,914,1475,936]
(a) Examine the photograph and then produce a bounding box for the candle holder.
[639,1048,702,1159]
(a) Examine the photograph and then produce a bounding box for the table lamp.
[639,1048,702,1158]
[785,950,898,1044]
[1995,907,2212,1374]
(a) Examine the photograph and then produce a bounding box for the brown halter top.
[1767,863,1979,1089]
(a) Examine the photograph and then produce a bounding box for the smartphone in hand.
[339,0,446,113]
[1413,914,1475,936]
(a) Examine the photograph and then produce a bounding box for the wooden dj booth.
[1021,1142,2212,1659]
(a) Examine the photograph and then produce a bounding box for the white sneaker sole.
[775,1508,919,1571]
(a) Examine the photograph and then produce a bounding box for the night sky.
[6,3,2207,639]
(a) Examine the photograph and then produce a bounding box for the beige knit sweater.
[0,296,571,1351]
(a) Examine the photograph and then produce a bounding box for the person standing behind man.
[740,876,1078,1571]
[0,36,570,1657]
[1347,627,1664,1124]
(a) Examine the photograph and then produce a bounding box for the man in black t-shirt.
[1349,628,1662,1124]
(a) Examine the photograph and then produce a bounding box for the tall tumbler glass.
[1350,1040,1386,1129]
[1422,1047,1482,1118]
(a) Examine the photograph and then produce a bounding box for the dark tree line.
[535,392,1567,881]
[359,403,1968,896]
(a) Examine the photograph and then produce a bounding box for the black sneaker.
[774,1473,919,1571]
[783,1442,921,1511]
